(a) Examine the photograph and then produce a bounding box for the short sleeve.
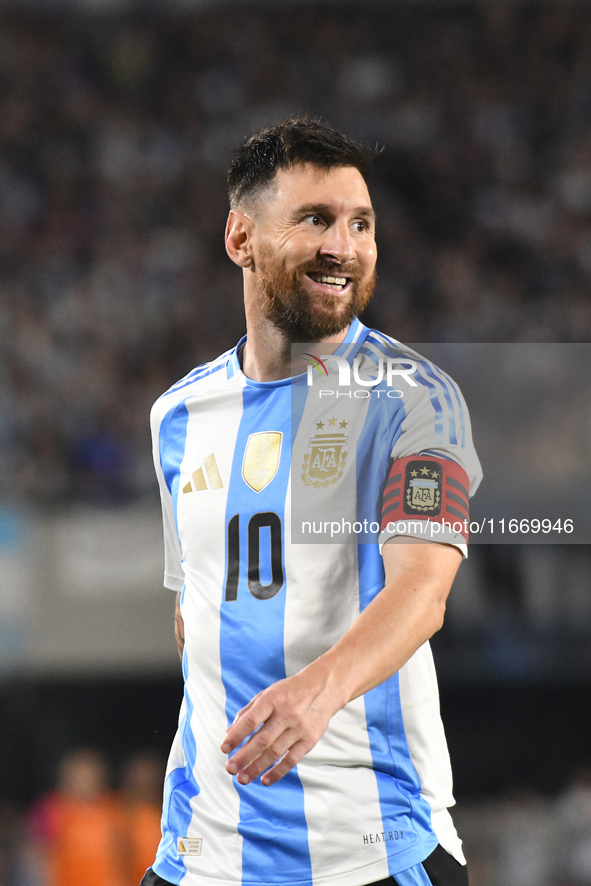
[378,347,483,557]
[379,454,471,556]
[150,398,185,592]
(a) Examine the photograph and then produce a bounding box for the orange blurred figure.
[119,752,163,885]
[30,748,126,886]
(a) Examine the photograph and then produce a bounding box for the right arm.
[174,592,184,662]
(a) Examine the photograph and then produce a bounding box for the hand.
[219,543,462,787]
[220,666,341,786]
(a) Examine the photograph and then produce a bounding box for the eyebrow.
[292,203,376,222]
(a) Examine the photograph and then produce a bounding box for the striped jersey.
[150,318,482,886]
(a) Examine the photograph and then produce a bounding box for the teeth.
[311,274,348,286]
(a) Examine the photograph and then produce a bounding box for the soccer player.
[145,119,482,886]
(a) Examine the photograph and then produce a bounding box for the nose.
[318,219,355,265]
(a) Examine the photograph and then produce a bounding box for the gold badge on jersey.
[242,432,283,493]
[302,420,348,489]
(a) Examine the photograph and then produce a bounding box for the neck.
[241,295,351,383]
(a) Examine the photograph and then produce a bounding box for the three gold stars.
[322,416,348,429]
[411,466,439,478]
[315,417,348,431]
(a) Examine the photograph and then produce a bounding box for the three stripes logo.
[182,454,223,494]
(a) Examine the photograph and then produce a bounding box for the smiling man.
[145,119,482,886]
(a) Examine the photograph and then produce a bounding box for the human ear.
[225,210,254,269]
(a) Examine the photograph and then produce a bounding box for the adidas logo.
[183,454,223,493]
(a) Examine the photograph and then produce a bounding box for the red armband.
[381,455,470,543]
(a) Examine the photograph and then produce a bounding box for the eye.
[353,220,367,233]
[304,214,324,227]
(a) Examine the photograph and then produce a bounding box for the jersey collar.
[226,318,370,382]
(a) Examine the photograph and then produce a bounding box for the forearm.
[303,547,454,712]
[222,540,462,785]
[174,592,184,661]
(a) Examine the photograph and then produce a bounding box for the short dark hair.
[228,117,376,209]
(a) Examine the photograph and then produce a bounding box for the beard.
[257,248,376,343]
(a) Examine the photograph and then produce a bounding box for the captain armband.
[380,455,471,544]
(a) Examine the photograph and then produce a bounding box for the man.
[29,748,126,886]
[119,752,165,885]
[145,119,482,886]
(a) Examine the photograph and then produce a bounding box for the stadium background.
[0,0,590,883]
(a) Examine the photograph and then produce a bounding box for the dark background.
[0,2,590,883]
[1,677,590,804]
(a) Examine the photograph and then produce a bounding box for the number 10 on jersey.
[224,512,284,602]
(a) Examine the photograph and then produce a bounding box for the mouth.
[305,272,353,294]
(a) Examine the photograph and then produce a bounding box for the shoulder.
[362,328,461,394]
[367,328,482,489]
[150,347,236,437]
[360,328,469,423]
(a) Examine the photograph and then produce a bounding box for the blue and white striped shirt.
[150,318,482,886]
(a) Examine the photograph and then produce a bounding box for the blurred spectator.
[493,788,557,886]
[28,747,126,886]
[0,802,28,886]
[0,5,590,507]
[118,752,163,886]
[556,766,591,885]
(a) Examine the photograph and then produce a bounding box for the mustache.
[295,260,362,281]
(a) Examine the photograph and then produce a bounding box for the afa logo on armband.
[403,460,443,515]
[380,454,471,543]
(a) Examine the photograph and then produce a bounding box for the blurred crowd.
[455,767,591,886]
[2,10,590,886]
[434,545,591,680]
[2,748,591,886]
[0,747,163,886]
[1,3,591,504]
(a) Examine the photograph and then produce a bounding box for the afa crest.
[403,460,442,515]
[302,432,348,489]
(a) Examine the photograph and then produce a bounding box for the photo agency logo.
[302,352,418,399]
[289,343,426,543]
